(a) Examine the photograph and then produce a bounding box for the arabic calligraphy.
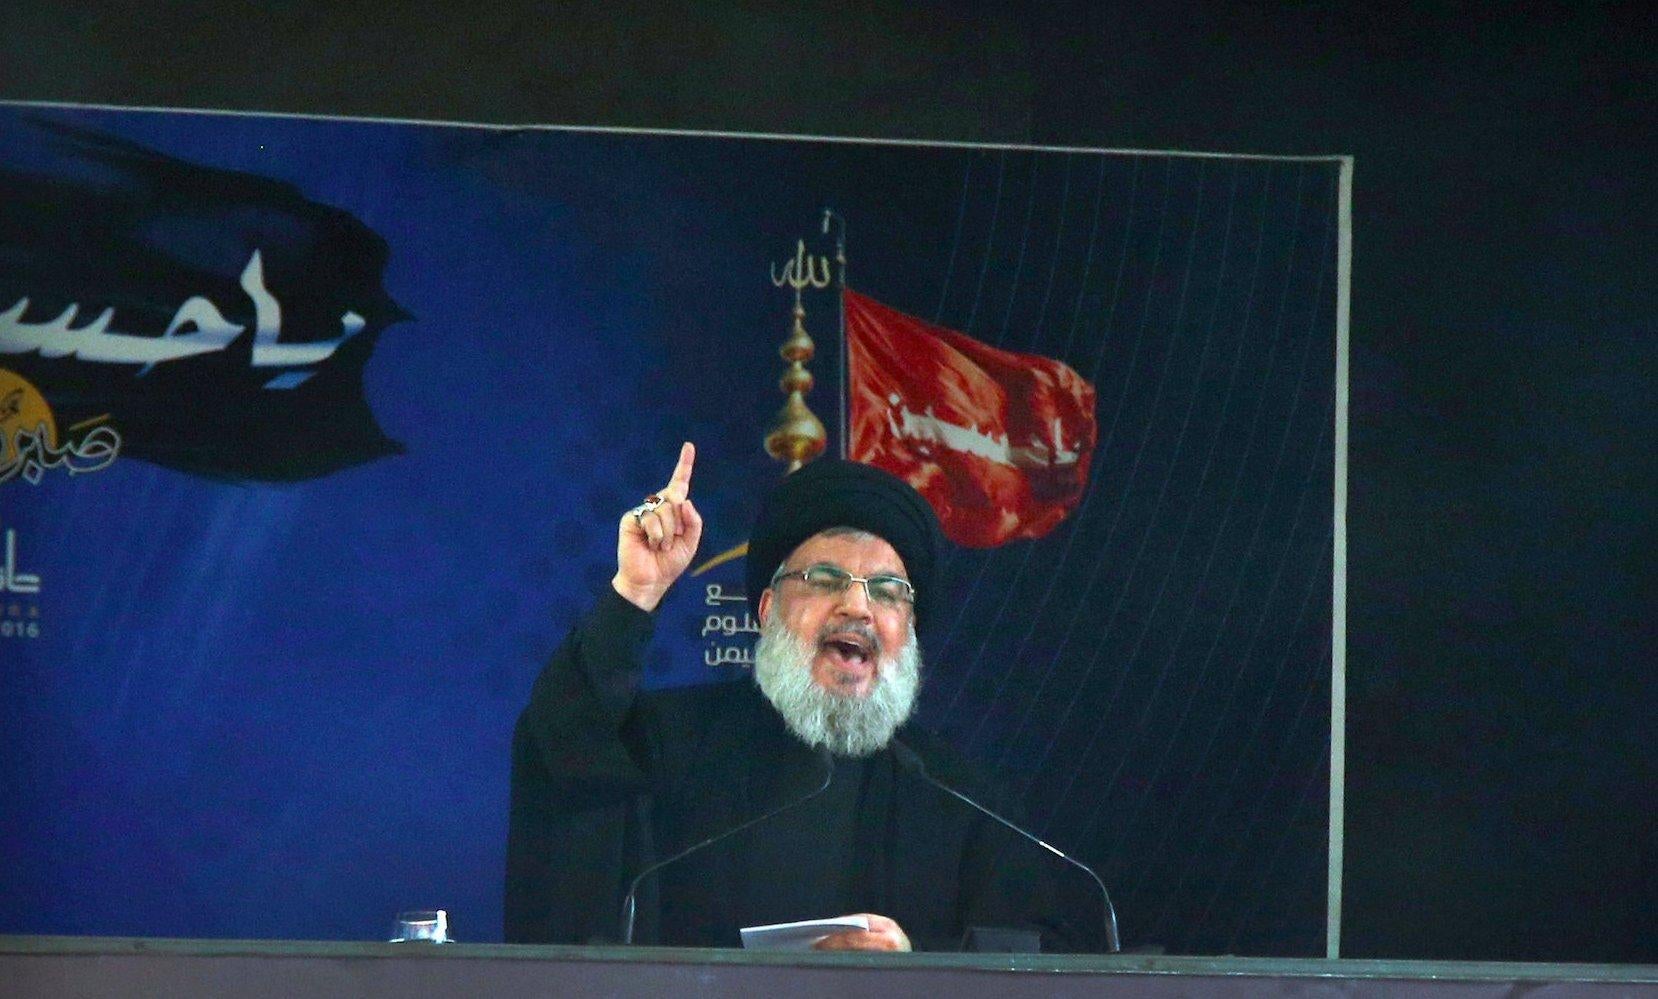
[0,525,40,595]
[700,584,756,667]
[0,519,41,638]
[701,612,761,638]
[704,645,754,667]
[770,239,831,291]
[704,583,746,606]
[1,422,122,486]
[882,393,1080,469]
[0,250,366,390]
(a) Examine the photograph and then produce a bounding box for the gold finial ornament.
[766,240,832,473]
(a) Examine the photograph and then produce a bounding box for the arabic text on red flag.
[846,289,1097,548]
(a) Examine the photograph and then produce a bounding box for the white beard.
[751,609,921,758]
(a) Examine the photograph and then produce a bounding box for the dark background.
[2,0,1650,963]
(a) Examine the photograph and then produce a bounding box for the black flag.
[0,115,408,481]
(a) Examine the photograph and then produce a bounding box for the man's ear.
[756,587,773,623]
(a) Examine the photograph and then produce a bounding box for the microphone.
[619,745,836,944]
[890,739,1121,953]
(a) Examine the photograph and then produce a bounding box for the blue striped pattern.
[908,151,1340,956]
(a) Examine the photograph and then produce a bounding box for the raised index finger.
[663,441,695,501]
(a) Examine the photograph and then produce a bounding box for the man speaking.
[505,444,1099,951]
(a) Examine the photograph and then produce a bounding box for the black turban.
[747,458,944,625]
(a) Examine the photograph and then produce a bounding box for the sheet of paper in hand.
[739,915,870,951]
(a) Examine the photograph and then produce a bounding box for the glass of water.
[390,909,451,943]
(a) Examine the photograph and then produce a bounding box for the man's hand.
[612,442,703,613]
[811,913,912,952]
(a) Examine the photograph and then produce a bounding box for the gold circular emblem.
[0,368,58,452]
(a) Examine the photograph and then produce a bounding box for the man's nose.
[833,579,875,618]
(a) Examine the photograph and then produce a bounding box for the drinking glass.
[390,909,451,943]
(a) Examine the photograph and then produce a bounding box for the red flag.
[846,290,1097,548]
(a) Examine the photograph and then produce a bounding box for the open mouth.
[819,633,875,671]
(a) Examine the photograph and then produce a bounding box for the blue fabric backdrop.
[0,106,1340,954]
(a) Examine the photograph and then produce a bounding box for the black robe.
[504,589,1093,951]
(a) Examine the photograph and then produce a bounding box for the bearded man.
[504,444,1088,951]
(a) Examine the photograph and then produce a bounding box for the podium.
[4,937,1655,997]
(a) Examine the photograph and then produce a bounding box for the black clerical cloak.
[505,590,1090,951]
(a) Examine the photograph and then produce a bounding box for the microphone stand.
[892,739,1121,953]
[619,746,836,944]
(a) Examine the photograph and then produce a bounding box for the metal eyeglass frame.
[769,562,916,608]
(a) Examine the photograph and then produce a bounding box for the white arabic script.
[705,645,754,667]
[882,394,1079,469]
[0,528,41,594]
[701,612,761,638]
[703,583,747,606]
[0,422,122,486]
[0,251,367,389]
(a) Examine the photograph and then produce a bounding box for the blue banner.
[0,105,1342,954]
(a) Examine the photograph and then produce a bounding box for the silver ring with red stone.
[629,494,665,525]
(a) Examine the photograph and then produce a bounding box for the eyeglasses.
[770,563,916,608]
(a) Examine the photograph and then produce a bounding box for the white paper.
[739,915,870,951]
